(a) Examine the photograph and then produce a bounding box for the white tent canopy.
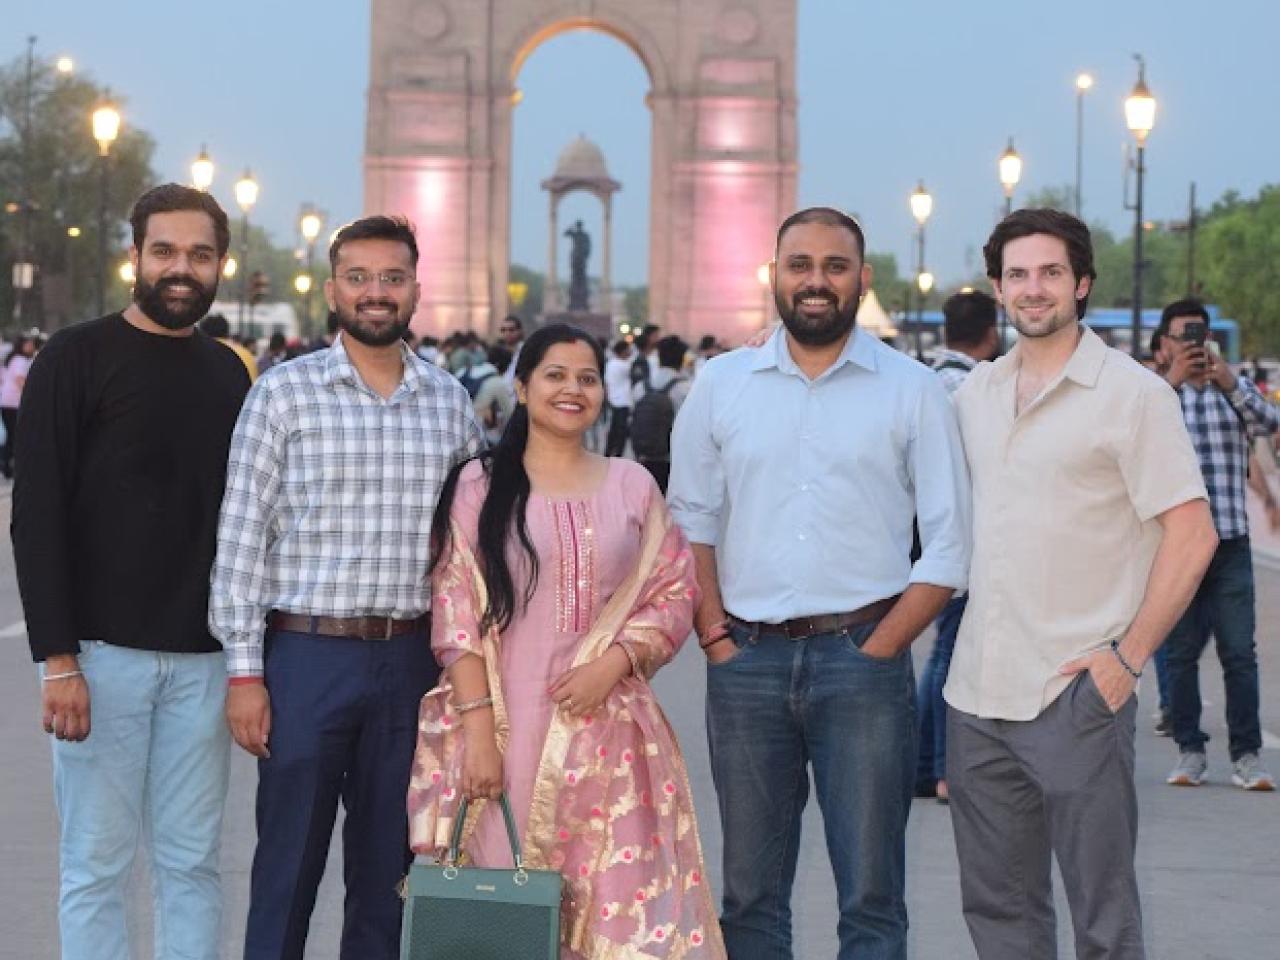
[856,288,897,339]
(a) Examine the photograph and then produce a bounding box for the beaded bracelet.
[1109,639,1143,680]
[453,695,494,714]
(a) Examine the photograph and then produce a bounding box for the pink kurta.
[410,456,726,959]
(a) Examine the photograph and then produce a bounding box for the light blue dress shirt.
[668,326,971,623]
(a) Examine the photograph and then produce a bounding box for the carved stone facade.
[365,0,797,341]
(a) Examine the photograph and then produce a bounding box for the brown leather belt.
[266,611,429,640]
[728,595,899,642]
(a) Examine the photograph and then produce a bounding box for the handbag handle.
[446,793,525,872]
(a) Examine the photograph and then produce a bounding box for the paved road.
[1,486,1277,959]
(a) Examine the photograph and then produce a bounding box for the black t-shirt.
[12,313,251,660]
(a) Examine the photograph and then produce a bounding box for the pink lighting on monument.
[682,160,774,343]
[379,163,468,338]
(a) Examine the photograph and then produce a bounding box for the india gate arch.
[364,0,798,342]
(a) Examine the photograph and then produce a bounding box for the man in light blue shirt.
[668,207,971,960]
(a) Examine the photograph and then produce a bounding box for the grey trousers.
[947,675,1145,960]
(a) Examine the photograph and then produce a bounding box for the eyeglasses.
[337,270,413,289]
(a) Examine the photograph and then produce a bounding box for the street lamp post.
[191,145,214,192]
[92,99,121,315]
[1075,72,1094,217]
[234,169,259,335]
[998,138,1023,218]
[909,181,933,361]
[299,206,323,338]
[1124,55,1156,360]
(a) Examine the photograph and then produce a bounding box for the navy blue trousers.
[244,626,438,960]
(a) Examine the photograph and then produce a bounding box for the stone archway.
[364,0,797,343]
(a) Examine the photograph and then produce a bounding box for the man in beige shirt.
[944,209,1218,960]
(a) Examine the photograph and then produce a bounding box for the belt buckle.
[786,617,814,641]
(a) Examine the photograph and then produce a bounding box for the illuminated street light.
[297,206,324,336]
[55,56,74,75]
[909,181,933,226]
[119,261,135,284]
[1125,55,1157,359]
[67,226,81,238]
[191,145,214,192]
[908,182,933,360]
[917,271,935,295]
[92,99,121,313]
[294,273,313,295]
[234,169,259,333]
[998,138,1023,216]
[1075,72,1094,215]
[223,256,238,279]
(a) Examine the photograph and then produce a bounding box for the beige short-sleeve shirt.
[944,326,1207,721]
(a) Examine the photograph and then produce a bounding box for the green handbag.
[400,794,563,960]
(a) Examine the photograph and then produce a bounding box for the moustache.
[355,299,398,313]
[793,288,837,306]
[155,275,206,296]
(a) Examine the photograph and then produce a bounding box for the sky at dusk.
[9,0,1278,292]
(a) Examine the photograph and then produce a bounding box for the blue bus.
[893,304,1241,364]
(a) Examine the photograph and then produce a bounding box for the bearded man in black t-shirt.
[12,184,250,960]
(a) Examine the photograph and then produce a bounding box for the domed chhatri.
[553,135,612,183]
[541,136,622,322]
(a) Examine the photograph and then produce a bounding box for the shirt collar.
[989,323,1106,389]
[933,347,978,370]
[322,332,426,394]
[750,324,878,378]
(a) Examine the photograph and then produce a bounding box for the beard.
[335,297,413,347]
[776,282,861,347]
[1007,299,1078,340]
[134,273,216,331]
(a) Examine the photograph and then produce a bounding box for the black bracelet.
[1109,639,1142,679]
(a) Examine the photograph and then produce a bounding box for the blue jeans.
[917,594,966,784]
[1164,535,1263,760]
[50,642,229,960]
[706,619,917,960]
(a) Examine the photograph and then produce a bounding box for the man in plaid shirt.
[1156,299,1277,792]
[209,216,484,959]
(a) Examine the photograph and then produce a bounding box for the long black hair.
[430,323,607,632]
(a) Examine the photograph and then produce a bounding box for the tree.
[0,54,156,330]
[865,252,914,315]
[622,285,648,328]
[1197,186,1280,355]
[507,263,544,323]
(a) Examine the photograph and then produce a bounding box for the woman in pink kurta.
[408,325,725,959]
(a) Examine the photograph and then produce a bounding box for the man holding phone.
[1156,298,1278,791]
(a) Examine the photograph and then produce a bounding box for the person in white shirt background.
[1,335,39,479]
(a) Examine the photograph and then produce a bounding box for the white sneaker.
[1167,750,1207,786]
[1231,753,1276,791]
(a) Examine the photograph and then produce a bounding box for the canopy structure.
[541,135,621,313]
[856,288,898,339]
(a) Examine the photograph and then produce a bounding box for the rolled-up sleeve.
[209,379,285,677]
[908,376,972,590]
[667,371,725,546]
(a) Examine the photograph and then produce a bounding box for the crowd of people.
[9,182,1275,960]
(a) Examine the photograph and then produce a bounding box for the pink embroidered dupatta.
[408,493,726,959]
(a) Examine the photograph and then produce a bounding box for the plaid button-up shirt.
[1177,374,1280,540]
[210,335,485,677]
[931,348,978,397]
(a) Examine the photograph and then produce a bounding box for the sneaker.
[1230,753,1276,792]
[1167,750,1207,786]
[1154,709,1172,737]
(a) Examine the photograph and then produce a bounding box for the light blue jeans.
[49,641,229,960]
